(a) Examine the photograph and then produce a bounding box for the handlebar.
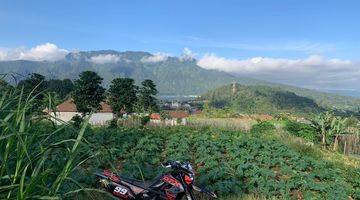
[162,161,193,174]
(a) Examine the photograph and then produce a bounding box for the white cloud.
[197,53,359,91]
[180,47,196,61]
[90,54,121,64]
[198,54,352,73]
[0,43,68,61]
[141,52,169,63]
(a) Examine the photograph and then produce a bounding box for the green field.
[3,119,359,199]
[1,87,359,200]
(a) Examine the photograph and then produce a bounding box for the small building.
[148,111,189,126]
[168,111,189,125]
[168,110,189,119]
[150,113,161,120]
[149,113,162,124]
[49,99,115,125]
[170,101,181,109]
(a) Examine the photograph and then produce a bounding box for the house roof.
[150,113,161,120]
[168,111,189,119]
[56,99,113,113]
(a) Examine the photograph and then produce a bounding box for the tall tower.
[232,80,237,96]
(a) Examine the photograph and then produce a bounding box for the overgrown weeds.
[0,87,99,199]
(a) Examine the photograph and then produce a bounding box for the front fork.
[185,189,195,200]
[179,175,196,200]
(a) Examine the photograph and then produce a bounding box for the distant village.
[48,98,205,126]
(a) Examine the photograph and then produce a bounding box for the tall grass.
[187,117,256,131]
[0,86,95,199]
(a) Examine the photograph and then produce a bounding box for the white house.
[48,99,115,125]
[149,111,189,126]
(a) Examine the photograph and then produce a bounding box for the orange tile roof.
[150,113,161,120]
[168,111,189,119]
[56,99,113,113]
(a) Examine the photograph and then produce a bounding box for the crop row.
[82,127,360,199]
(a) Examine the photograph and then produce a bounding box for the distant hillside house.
[149,111,189,126]
[168,110,189,119]
[49,99,115,125]
[168,111,189,125]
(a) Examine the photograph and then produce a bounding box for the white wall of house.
[90,113,115,125]
[149,118,187,126]
[51,112,114,125]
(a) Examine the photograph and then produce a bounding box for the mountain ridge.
[0,50,359,111]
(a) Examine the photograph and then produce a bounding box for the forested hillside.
[201,84,323,115]
[0,51,262,95]
[1,50,359,111]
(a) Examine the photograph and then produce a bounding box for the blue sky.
[1,0,360,95]
[1,0,360,59]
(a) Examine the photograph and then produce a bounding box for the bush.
[141,115,151,126]
[108,118,118,128]
[250,121,275,134]
[284,120,317,142]
[71,114,83,128]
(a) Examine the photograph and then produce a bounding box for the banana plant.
[329,117,348,151]
[311,112,333,149]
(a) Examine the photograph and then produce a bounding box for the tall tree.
[108,77,138,115]
[138,79,159,112]
[18,73,48,95]
[0,79,11,91]
[73,71,105,116]
[47,79,75,100]
[17,73,48,111]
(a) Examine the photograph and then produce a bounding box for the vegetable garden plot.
[79,127,360,199]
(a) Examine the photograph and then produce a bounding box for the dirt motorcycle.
[95,161,217,200]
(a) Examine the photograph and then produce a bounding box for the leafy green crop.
[75,126,360,199]
[250,121,275,134]
[284,120,318,142]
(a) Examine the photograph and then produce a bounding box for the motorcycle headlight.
[184,174,194,185]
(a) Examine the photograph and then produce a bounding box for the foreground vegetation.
[1,111,359,199]
[1,77,359,200]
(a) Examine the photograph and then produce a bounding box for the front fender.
[192,185,217,198]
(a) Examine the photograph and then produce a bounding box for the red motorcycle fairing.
[100,178,136,199]
[103,170,120,183]
[161,175,184,200]
[161,175,183,189]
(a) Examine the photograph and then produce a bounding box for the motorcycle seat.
[119,175,156,189]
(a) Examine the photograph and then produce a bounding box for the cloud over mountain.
[141,53,169,63]
[197,53,359,91]
[90,54,121,64]
[0,43,68,61]
[180,47,196,61]
[0,42,359,95]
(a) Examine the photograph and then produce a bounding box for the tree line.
[73,71,158,117]
[1,71,159,117]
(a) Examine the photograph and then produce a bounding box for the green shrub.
[108,118,118,128]
[250,121,275,134]
[141,115,151,126]
[71,114,83,128]
[284,120,317,142]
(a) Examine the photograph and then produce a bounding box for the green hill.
[201,84,323,115]
[0,51,263,95]
[0,50,359,111]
